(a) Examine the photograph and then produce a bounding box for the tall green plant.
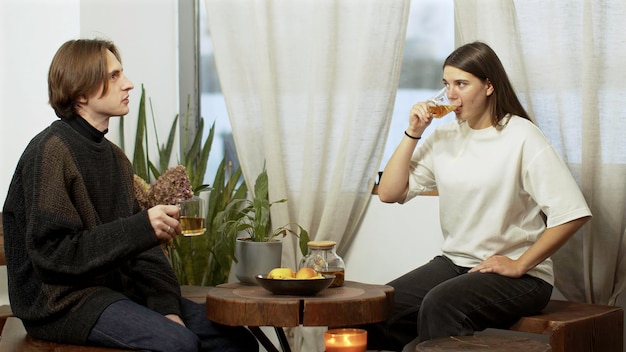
[120,85,246,286]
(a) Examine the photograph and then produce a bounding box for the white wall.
[345,195,443,285]
[1,0,80,201]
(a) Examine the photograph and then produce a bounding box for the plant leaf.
[132,85,148,181]
[159,114,179,173]
[254,168,269,201]
[193,119,214,191]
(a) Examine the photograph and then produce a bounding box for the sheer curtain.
[205,0,410,266]
[205,1,410,350]
[454,0,626,314]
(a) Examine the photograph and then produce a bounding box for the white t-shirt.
[405,115,592,285]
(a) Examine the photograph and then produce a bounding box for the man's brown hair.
[48,39,121,119]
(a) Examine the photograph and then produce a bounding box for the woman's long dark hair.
[444,41,531,126]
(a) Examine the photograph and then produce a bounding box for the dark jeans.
[364,255,553,351]
[86,298,258,352]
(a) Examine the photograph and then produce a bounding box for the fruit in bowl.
[266,267,296,279]
[266,267,324,280]
[295,267,324,279]
[256,271,336,295]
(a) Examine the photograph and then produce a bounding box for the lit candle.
[324,328,367,352]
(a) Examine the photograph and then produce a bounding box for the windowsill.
[371,185,438,196]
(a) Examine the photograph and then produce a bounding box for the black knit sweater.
[2,120,182,344]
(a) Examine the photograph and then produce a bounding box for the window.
[193,0,454,182]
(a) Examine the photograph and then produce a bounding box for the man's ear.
[76,95,88,104]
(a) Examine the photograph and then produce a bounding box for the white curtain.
[454,0,626,311]
[205,1,410,350]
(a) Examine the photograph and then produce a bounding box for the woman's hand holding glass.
[408,88,457,138]
[408,101,435,138]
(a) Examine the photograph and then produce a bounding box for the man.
[2,38,258,352]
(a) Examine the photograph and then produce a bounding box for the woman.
[367,41,591,350]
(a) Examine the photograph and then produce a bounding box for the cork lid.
[307,240,336,249]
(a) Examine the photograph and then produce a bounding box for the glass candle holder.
[324,328,367,352]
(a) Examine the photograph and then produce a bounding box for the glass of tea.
[178,197,206,236]
[427,87,456,118]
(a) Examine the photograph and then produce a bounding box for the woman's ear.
[76,95,88,104]
[485,80,494,97]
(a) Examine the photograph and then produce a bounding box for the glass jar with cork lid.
[298,240,345,287]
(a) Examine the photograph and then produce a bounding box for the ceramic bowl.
[255,274,335,296]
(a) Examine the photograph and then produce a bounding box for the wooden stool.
[416,335,551,352]
[0,317,127,351]
[508,300,623,352]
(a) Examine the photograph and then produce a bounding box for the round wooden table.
[205,281,394,352]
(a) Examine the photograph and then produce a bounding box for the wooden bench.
[414,301,623,352]
[508,299,623,352]
[0,286,210,352]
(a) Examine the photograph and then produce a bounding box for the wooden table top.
[206,281,394,328]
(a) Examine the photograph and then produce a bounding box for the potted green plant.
[123,85,247,286]
[216,168,309,284]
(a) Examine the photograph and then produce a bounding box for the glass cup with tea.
[427,87,456,118]
[178,197,206,236]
